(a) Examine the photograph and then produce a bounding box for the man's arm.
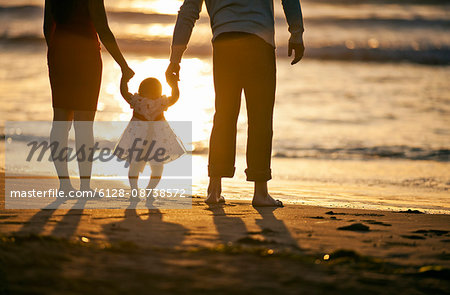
[281,0,305,65]
[166,0,203,81]
[43,0,54,46]
[120,77,133,102]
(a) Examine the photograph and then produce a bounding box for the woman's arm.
[43,0,54,46]
[88,0,134,79]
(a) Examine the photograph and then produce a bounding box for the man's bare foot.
[205,177,225,204]
[252,193,283,207]
[251,181,283,207]
[206,195,225,204]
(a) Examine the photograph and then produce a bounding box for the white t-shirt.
[170,0,304,63]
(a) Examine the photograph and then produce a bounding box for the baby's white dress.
[114,94,186,171]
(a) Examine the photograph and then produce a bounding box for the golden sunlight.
[148,0,183,14]
[114,24,175,39]
[110,0,183,15]
[146,24,175,37]
[110,58,215,147]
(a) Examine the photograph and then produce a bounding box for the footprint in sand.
[308,215,342,220]
[247,228,278,236]
[337,223,370,232]
[326,211,384,217]
[325,211,346,216]
[397,209,424,214]
[401,235,426,240]
[413,229,449,236]
[361,219,392,227]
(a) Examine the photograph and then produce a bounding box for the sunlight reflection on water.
[108,0,183,15]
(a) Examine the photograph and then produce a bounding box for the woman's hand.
[121,66,135,81]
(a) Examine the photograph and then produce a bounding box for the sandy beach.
[1,165,450,293]
[1,0,449,293]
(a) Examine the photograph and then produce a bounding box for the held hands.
[288,39,305,65]
[120,66,134,102]
[166,74,179,88]
[121,66,135,82]
[166,62,180,105]
[166,62,180,85]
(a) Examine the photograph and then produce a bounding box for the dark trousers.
[208,32,276,182]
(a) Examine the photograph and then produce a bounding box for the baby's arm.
[167,77,180,107]
[120,77,133,103]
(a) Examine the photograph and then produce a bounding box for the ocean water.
[1,0,449,212]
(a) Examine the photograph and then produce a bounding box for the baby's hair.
[138,77,162,99]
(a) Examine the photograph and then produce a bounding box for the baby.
[115,74,186,192]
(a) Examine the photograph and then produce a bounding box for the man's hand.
[166,62,181,84]
[288,41,305,65]
[167,73,179,89]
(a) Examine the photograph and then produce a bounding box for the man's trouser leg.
[209,33,276,182]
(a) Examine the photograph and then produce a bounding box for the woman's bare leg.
[128,162,141,191]
[146,165,163,190]
[50,108,74,192]
[73,111,96,191]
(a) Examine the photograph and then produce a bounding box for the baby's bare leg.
[146,165,164,190]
